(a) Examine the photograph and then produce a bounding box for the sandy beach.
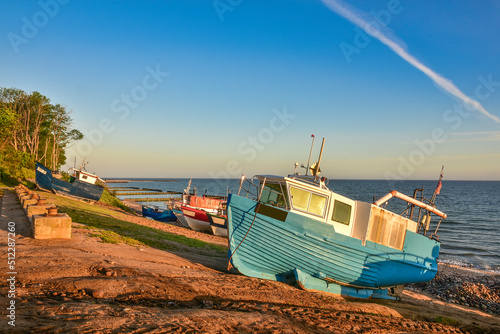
[1,188,499,333]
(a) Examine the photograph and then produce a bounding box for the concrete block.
[26,203,56,220]
[22,198,38,209]
[19,195,31,203]
[19,193,33,201]
[32,213,72,239]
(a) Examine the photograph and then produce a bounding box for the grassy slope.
[41,192,227,257]
[0,178,35,189]
[99,188,131,212]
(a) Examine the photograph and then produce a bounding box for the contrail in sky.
[321,0,500,124]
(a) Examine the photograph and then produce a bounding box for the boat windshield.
[238,175,290,209]
[289,186,328,217]
[260,182,289,208]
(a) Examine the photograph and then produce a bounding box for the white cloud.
[447,131,500,142]
[322,0,500,124]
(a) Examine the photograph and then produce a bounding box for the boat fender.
[420,214,427,230]
[424,214,431,231]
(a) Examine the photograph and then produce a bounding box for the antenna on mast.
[305,134,315,176]
[313,138,326,182]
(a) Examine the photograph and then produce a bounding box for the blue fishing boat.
[35,162,104,201]
[226,138,447,299]
[142,205,177,222]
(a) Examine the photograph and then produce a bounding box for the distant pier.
[112,191,182,196]
[105,179,178,183]
[127,197,182,202]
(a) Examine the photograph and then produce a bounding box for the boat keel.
[277,269,399,300]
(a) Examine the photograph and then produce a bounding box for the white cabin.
[69,168,102,185]
[249,175,419,251]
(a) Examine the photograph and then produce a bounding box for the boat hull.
[173,210,190,228]
[36,162,104,201]
[208,213,228,237]
[227,194,439,292]
[142,206,177,222]
[181,206,212,233]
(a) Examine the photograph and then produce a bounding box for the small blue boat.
[36,162,104,201]
[226,138,447,299]
[142,205,177,222]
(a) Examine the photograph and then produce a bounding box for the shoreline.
[104,178,500,273]
[120,197,498,274]
[437,260,500,275]
[407,263,500,315]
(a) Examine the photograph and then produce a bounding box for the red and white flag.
[435,180,442,195]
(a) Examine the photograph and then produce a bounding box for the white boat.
[68,159,105,185]
[173,210,190,228]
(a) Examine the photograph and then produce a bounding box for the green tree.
[0,87,83,181]
[0,106,18,150]
[39,103,83,170]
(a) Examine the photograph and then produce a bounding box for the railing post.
[237,175,245,196]
[258,177,266,202]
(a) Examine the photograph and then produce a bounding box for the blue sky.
[1,0,499,180]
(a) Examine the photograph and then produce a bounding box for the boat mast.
[80,157,86,170]
[313,138,325,182]
[430,165,444,205]
[305,134,315,176]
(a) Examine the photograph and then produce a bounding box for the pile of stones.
[407,269,500,315]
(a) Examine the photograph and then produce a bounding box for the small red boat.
[180,205,212,233]
[174,179,227,234]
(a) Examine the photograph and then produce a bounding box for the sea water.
[108,178,500,272]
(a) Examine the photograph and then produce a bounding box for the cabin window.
[260,182,288,207]
[332,200,351,225]
[309,193,327,216]
[82,175,88,179]
[289,187,309,211]
[289,186,327,217]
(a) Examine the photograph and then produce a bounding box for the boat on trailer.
[226,138,447,299]
[35,162,105,201]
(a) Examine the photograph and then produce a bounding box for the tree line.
[0,87,83,180]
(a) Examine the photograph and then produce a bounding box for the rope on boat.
[227,202,261,271]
